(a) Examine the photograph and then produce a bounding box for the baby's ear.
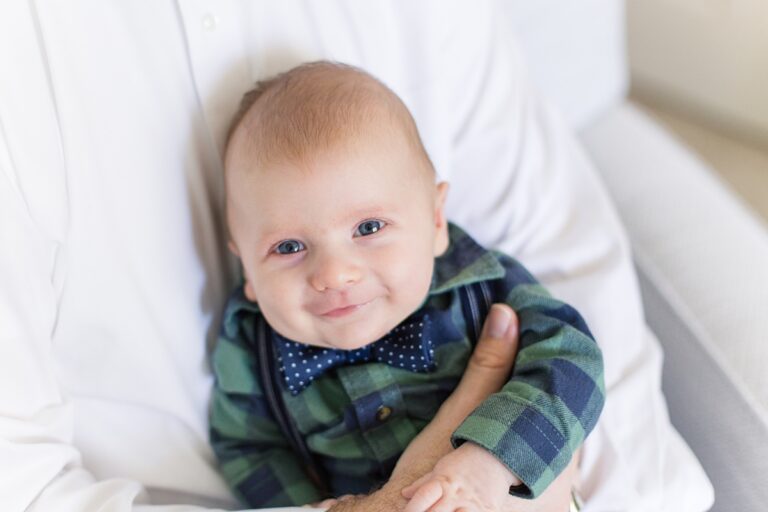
[244,280,258,302]
[229,240,257,302]
[433,182,450,256]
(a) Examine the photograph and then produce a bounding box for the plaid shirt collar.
[222,223,505,339]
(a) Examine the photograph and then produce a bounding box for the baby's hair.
[224,61,434,175]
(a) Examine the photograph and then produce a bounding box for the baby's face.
[227,137,448,350]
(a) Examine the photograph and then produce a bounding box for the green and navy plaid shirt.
[210,224,604,507]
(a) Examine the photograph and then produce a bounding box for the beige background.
[627,0,768,222]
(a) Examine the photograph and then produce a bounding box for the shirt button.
[376,405,393,422]
[201,13,219,32]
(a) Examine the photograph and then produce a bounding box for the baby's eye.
[355,219,385,237]
[274,239,305,255]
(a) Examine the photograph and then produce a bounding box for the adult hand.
[327,304,520,511]
[391,304,520,483]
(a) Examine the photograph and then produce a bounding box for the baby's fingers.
[403,479,444,512]
[427,495,466,512]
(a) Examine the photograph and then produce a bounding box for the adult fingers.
[453,303,519,404]
[426,495,466,512]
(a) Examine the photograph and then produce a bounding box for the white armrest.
[580,102,768,512]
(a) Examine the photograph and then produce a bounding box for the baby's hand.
[401,442,522,512]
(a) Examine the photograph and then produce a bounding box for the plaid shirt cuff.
[450,394,583,499]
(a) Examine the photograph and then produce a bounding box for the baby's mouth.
[319,299,374,318]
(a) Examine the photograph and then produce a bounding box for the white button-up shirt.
[0,1,711,511]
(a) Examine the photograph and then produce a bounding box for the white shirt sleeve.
[0,5,308,511]
[0,72,229,512]
[0,7,82,507]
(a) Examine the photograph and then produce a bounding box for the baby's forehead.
[226,133,434,212]
[225,62,430,179]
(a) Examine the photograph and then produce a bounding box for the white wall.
[628,0,768,146]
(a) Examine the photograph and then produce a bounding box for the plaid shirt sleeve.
[209,329,323,507]
[451,252,605,499]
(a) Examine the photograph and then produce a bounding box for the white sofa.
[500,1,768,511]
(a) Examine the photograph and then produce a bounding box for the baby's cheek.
[390,258,433,315]
[381,241,432,286]
[259,293,306,336]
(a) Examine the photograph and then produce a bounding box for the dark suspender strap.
[255,317,330,495]
[476,281,492,325]
[458,281,493,343]
[458,286,479,343]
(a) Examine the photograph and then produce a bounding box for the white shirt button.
[201,13,218,32]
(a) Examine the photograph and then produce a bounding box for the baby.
[210,62,604,510]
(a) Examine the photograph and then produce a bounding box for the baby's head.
[225,61,449,350]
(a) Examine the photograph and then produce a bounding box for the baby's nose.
[309,253,363,292]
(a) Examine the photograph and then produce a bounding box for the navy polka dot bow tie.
[275,313,437,395]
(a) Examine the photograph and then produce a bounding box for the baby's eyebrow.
[340,205,390,222]
[257,228,297,244]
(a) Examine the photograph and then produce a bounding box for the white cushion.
[582,101,768,423]
[581,103,768,510]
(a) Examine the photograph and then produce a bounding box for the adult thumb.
[457,304,519,399]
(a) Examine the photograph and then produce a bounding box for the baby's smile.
[314,298,377,319]
[304,285,384,319]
